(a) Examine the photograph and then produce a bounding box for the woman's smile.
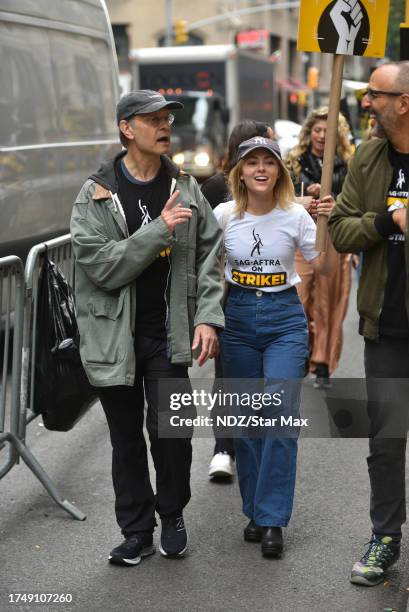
[241,150,280,194]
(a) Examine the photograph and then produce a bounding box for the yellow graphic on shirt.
[159,247,172,258]
[232,269,287,288]
[386,197,408,209]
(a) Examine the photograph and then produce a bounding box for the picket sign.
[297,0,391,250]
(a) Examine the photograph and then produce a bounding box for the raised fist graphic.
[329,0,363,54]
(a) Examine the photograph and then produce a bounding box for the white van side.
[0,0,121,258]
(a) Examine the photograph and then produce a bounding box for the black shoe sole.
[209,472,234,481]
[262,546,283,558]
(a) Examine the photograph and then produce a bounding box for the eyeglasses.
[364,88,404,100]
[136,113,175,127]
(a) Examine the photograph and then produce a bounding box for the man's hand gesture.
[161,190,192,233]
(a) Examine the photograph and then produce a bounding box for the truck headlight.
[194,152,210,167]
[172,152,185,166]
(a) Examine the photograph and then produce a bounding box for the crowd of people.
[70,61,409,588]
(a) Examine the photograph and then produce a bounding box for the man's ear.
[119,119,135,141]
[398,93,409,116]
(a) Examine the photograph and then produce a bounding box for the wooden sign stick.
[315,53,345,251]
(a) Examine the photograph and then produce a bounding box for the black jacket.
[293,150,347,198]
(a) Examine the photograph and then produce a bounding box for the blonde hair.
[285,106,354,180]
[228,155,296,218]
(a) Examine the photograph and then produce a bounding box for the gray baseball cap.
[237,137,282,161]
[116,90,184,124]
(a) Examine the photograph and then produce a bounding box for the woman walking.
[201,120,275,480]
[286,108,354,387]
[214,136,336,556]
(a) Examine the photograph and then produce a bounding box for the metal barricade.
[0,256,24,478]
[17,234,85,520]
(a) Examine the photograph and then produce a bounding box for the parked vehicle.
[0,0,120,259]
[130,45,276,178]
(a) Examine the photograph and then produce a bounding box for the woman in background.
[285,107,354,387]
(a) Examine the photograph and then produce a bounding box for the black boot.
[261,527,283,557]
[243,520,262,542]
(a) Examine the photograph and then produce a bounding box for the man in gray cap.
[71,90,224,566]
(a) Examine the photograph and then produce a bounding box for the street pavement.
[0,275,408,612]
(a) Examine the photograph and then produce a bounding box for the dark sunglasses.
[364,87,404,100]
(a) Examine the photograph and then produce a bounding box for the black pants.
[98,337,192,536]
[365,336,409,539]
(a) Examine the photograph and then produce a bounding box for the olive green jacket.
[328,138,409,339]
[70,154,224,387]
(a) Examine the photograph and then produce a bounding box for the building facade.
[106,0,374,122]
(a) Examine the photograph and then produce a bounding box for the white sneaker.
[208,452,234,479]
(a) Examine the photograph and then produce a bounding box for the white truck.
[0,0,120,259]
[129,45,276,178]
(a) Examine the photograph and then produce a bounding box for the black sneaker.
[109,533,155,566]
[350,536,400,586]
[159,515,188,557]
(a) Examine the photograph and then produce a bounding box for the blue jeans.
[221,286,308,527]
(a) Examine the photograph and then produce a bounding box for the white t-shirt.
[213,200,319,292]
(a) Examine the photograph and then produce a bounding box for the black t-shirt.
[116,158,171,340]
[378,145,409,337]
[201,173,230,209]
